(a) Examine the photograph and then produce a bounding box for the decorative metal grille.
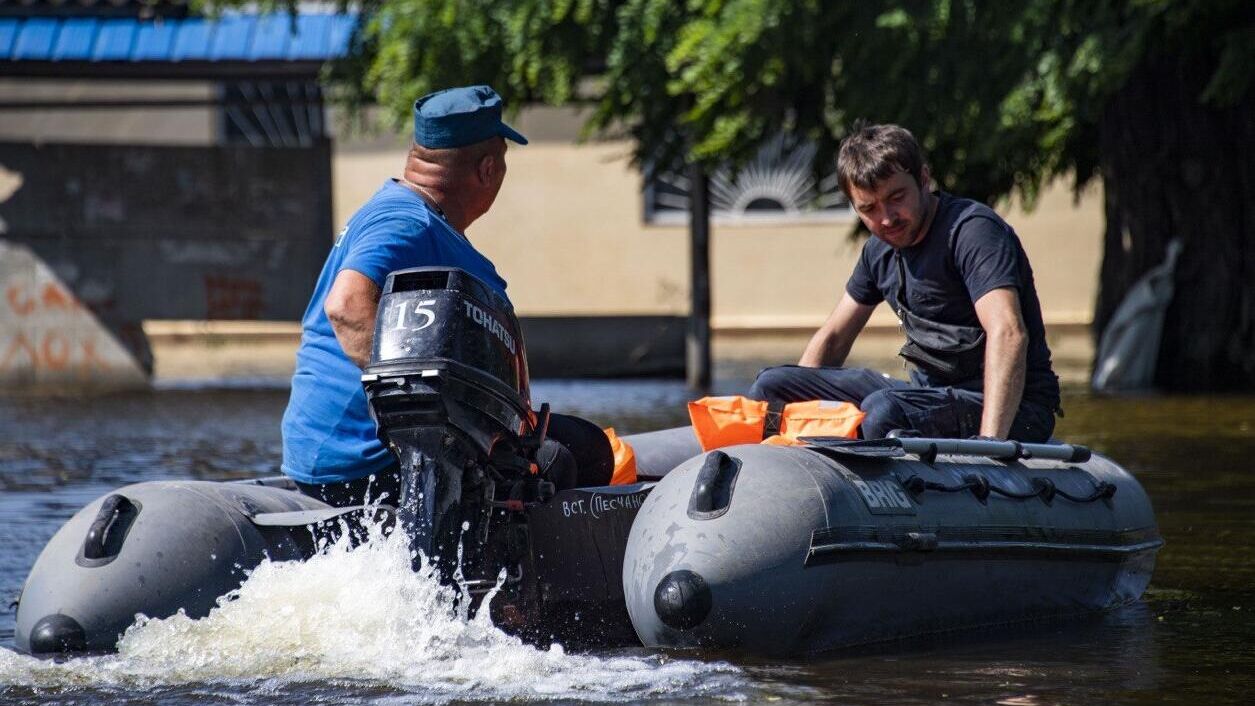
[220,80,326,148]
[644,135,851,225]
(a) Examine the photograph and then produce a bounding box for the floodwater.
[1,379,1252,704]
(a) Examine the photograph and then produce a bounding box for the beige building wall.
[1005,181,1104,326]
[334,106,1105,333]
[0,83,1103,379]
[334,124,691,318]
[0,83,1103,335]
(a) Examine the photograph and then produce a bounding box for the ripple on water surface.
[5,388,1255,704]
[0,521,759,705]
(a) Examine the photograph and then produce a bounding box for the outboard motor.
[362,267,549,590]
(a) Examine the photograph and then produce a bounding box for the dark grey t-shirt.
[846,191,1060,410]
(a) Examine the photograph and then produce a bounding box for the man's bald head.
[408,137,506,174]
[403,137,509,231]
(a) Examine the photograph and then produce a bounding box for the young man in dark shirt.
[748,124,1060,441]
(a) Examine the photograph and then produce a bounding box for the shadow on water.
[1,382,1253,704]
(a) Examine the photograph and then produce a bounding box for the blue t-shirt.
[846,192,1060,410]
[281,180,508,484]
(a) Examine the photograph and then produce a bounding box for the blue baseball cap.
[413,85,529,148]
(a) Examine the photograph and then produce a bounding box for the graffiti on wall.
[2,281,122,378]
[0,241,147,386]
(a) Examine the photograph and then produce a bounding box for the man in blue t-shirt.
[748,124,1061,441]
[281,85,529,504]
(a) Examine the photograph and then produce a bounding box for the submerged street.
[1,379,1252,705]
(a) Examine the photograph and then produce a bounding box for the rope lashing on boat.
[899,474,1117,504]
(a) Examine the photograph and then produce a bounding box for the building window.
[643,135,851,225]
[220,81,327,148]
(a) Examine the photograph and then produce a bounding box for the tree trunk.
[687,163,712,391]
[1095,51,1255,390]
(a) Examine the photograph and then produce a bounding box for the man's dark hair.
[836,124,927,196]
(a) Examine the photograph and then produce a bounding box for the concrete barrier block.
[0,240,148,390]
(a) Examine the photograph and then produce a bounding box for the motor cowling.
[364,266,532,452]
[362,267,538,582]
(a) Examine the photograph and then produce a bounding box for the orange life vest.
[687,396,864,451]
[602,427,638,485]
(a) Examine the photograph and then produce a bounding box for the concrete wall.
[0,240,147,388]
[0,79,216,146]
[0,80,1105,382]
[1,81,1103,331]
[336,139,691,317]
[334,105,1105,332]
[0,141,331,322]
[0,86,332,387]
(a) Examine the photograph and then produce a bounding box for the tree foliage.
[204,0,1255,387]
[205,0,1252,205]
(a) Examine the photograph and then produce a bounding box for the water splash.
[0,516,750,703]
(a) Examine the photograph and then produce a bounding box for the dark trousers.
[296,464,402,508]
[546,412,614,487]
[295,413,614,508]
[747,365,1055,442]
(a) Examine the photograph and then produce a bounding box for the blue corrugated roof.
[247,14,289,61]
[0,13,355,63]
[132,20,177,61]
[13,17,58,60]
[0,20,18,57]
[53,18,97,61]
[287,14,331,61]
[170,18,211,61]
[95,19,138,61]
[209,15,253,61]
[326,14,354,60]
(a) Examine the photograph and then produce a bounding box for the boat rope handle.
[899,474,1116,504]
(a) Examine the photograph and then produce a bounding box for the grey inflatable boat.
[14,268,1163,656]
[624,434,1162,655]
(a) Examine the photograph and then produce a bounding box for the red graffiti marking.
[5,282,89,317]
[80,339,107,371]
[6,286,35,316]
[41,284,75,311]
[41,333,71,371]
[0,332,121,377]
[0,333,37,369]
[204,275,264,320]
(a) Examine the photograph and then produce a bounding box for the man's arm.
[973,287,1027,438]
[325,269,381,368]
[798,292,876,367]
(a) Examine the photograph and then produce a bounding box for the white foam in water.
[0,519,750,703]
